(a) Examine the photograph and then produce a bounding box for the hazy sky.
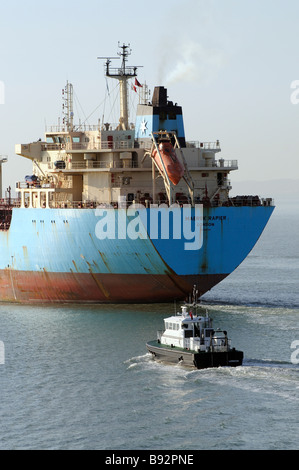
[0,0,299,194]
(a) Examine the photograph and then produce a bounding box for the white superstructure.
[14,44,241,210]
[159,305,231,353]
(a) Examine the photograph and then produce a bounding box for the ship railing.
[12,194,274,210]
[17,181,47,189]
[48,200,148,209]
[209,336,231,352]
[41,143,62,151]
[0,198,21,208]
[215,159,238,168]
[50,200,154,209]
[41,140,135,152]
[49,200,98,209]
[69,161,139,170]
[46,161,139,170]
[107,66,138,77]
[186,141,221,150]
[17,181,60,190]
[47,197,275,209]
[83,197,274,208]
[46,123,136,133]
[99,141,134,150]
[66,141,134,151]
[136,141,152,149]
[46,124,100,133]
[196,159,238,169]
[228,195,274,207]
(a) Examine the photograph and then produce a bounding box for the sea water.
[0,201,298,450]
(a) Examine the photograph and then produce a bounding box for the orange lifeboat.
[152,141,184,185]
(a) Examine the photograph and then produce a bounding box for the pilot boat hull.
[146,340,244,369]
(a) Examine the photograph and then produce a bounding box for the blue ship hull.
[0,205,274,303]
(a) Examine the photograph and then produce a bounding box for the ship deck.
[146,340,198,354]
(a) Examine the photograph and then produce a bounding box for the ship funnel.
[152,87,168,106]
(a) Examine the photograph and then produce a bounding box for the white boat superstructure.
[158,305,231,354]
[147,289,244,369]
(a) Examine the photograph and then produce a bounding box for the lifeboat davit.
[152,141,185,185]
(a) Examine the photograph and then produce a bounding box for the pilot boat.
[146,290,243,369]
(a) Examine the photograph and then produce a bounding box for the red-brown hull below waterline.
[0,270,227,303]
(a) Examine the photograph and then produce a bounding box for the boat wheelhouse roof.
[164,313,208,325]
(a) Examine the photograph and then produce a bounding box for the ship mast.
[99,43,140,130]
[62,81,74,132]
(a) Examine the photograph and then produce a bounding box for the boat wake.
[201,297,299,310]
[124,355,299,392]
[124,354,151,369]
[243,358,297,369]
[124,353,190,374]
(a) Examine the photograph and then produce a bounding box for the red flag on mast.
[135,78,142,87]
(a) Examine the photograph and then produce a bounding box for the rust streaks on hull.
[89,270,110,299]
[0,270,228,303]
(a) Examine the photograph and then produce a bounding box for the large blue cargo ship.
[0,44,273,303]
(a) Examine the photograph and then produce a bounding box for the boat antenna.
[98,43,142,131]
[192,285,200,311]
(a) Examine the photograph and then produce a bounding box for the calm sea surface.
[0,201,298,450]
